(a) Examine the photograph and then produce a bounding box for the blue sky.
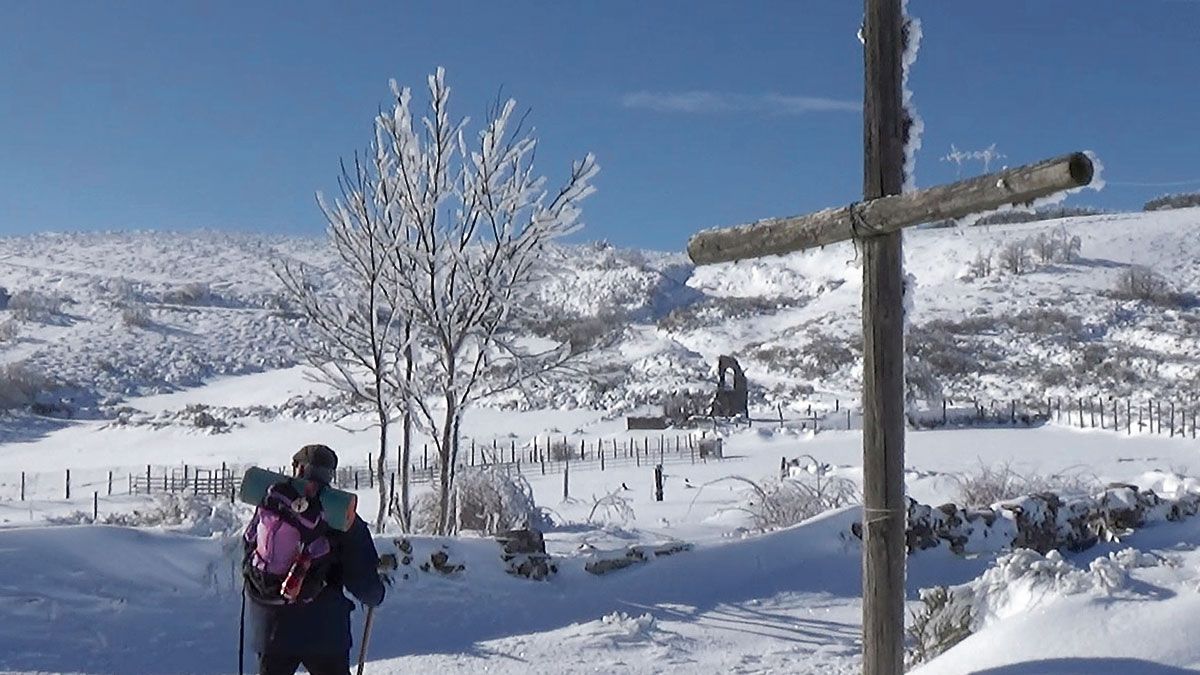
[1,1,1197,250]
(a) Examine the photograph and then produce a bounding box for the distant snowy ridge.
[1,208,1199,421]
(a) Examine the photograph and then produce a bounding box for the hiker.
[242,444,386,675]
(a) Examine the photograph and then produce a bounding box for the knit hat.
[292,444,338,485]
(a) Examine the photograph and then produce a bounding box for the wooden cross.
[685,3,1094,674]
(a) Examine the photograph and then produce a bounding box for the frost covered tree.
[378,69,598,534]
[276,149,413,534]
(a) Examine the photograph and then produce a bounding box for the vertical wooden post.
[20,471,24,501]
[1170,402,1176,437]
[562,460,569,501]
[108,471,113,497]
[1078,398,1085,428]
[1127,400,1132,434]
[942,399,947,426]
[1099,400,1105,429]
[580,438,586,462]
[511,440,516,464]
[471,439,476,466]
[861,2,907,672]
[654,465,664,502]
[66,469,71,500]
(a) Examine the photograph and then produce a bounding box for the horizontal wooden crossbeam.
[687,152,1094,265]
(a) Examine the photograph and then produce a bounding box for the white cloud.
[621,91,860,115]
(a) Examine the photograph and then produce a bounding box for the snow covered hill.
[2,207,1199,427]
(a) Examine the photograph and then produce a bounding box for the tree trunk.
[397,340,415,531]
[398,407,413,531]
[373,408,389,534]
[436,395,457,535]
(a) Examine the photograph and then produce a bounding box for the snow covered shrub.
[49,493,251,537]
[549,438,575,462]
[587,489,636,526]
[996,239,1030,275]
[162,281,211,305]
[951,462,1098,508]
[0,319,18,342]
[526,309,629,354]
[966,248,993,278]
[1144,191,1200,211]
[7,290,64,322]
[906,547,1172,668]
[657,294,805,333]
[412,468,551,535]
[120,303,152,328]
[907,322,993,378]
[0,361,56,410]
[722,469,857,531]
[1112,265,1184,307]
[905,585,973,668]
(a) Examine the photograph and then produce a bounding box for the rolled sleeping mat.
[238,466,358,532]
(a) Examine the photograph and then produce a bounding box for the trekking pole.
[356,606,376,675]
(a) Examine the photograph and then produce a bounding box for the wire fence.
[5,396,1192,511]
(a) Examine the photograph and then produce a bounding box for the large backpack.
[242,480,335,605]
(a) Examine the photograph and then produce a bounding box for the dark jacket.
[246,514,385,656]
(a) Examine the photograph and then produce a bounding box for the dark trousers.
[259,653,351,675]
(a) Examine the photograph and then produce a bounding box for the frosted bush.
[0,361,56,410]
[162,282,211,305]
[996,239,1029,275]
[48,493,252,537]
[951,462,1098,507]
[0,319,19,342]
[120,303,152,328]
[8,290,64,322]
[907,547,1170,667]
[715,469,857,531]
[410,467,552,535]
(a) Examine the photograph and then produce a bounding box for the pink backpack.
[242,481,334,605]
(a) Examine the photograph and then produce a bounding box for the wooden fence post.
[580,438,586,462]
[1099,399,1105,429]
[562,460,569,501]
[20,471,24,501]
[654,465,664,502]
[1078,398,1085,427]
[66,469,70,500]
[1170,402,1176,437]
[107,471,113,497]
[93,491,98,521]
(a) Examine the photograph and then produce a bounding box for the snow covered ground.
[4,366,1200,673]
[4,210,1200,673]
